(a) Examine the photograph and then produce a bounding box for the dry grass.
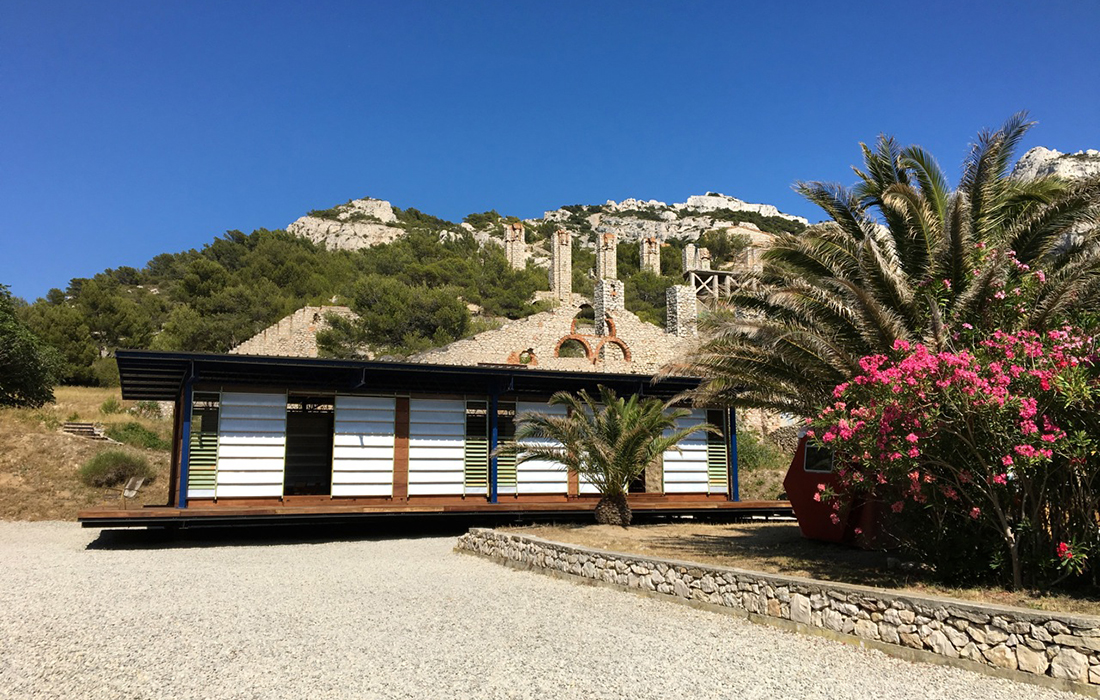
[512,521,1100,617]
[0,387,172,521]
[737,467,786,501]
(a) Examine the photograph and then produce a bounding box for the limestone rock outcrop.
[1013,147,1100,181]
[286,198,405,251]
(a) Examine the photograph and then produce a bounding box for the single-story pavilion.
[78,350,790,528]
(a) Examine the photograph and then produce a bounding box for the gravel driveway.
[0,521,1078,700]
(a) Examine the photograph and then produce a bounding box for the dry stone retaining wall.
[457,528,1100,693]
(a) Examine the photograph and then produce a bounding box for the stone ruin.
[231,306,356,358]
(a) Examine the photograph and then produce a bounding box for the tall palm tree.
[678,113,1100,416]
[508,386,715,526]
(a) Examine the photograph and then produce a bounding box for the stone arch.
[602,316,617,337]
[571,304,596,334]
[555,335,593,359]
[595,337,631,362]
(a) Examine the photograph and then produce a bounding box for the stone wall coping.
[469,528,1100,628]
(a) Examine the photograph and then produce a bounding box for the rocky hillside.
[286,192,811,252]
[1014,146,1100,180]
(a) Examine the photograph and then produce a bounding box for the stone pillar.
[594,279,624,336]
[504,222,526,270]
[550,229,572,304]
[640,236,661,274]
[682,243,697,271]
[666,285,698,338]
[596,231,618,280]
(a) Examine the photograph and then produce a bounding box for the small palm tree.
[508,386,716,526]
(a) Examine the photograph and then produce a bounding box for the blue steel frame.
[727,406,739,501]
[489,390,499,503]
[177,377,194,509]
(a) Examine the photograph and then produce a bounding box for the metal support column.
[727,406,739,502]
[489,389,499,504]
[177,371,194,509]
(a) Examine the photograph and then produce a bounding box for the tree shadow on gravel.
[85,515,509,551]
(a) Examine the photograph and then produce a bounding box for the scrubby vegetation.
[104,421,171,450]
[79,450,155,488]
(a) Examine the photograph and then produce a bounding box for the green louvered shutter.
[706,409,729,495]
[464,402,489,495]
[495,402,517,494]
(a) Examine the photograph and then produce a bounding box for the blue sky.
[2,0,1098,301]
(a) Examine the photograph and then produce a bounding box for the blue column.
[489,390,499,504]
[177,378,194,509]
[727,407,739,502]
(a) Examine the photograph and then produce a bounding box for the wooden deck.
[78,499,793,528]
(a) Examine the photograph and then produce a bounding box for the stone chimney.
[666,285,698,338]
[697,247,712,270]
[640,236,661,274]
[594,279,624,336]
[682,243,697,271]
[504,222,526,270]
[596,230,618,280]
[550,229,572,304]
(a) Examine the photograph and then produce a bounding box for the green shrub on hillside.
[736,428,787,472]
[79,450,155,488]
[99,398,122,415]
[105,421,170,450]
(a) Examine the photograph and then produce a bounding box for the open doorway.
[284,395,334,496]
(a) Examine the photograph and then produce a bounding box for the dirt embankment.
[0,387,171,521]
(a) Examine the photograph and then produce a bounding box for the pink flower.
[1036,270,1046,283]
[813,492,821,502]
[1001,455,1014,466]
[992,473,1008,485]
[905,433,919,443]
[829,513,841,525]
[891,501,904,513]
[970,507,981,519]
[908,447,920,458]
[994,290,1006,300]
[1058,542,1073,560]
[822,431,836,443]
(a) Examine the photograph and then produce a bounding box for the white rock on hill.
[286,197,405,251]
[1013,146,1100,181]
[286,193,809,252]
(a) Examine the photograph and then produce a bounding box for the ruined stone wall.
[413,300,695,375]
[230,306,355,358]
[458,529,1100,692]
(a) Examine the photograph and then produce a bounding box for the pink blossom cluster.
[809,323,1096,527]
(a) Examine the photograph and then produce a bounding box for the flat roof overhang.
[115,350,703,402]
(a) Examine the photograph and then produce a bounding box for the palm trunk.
[594,492,632,526]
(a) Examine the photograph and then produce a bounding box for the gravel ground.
[0,522,1080,700]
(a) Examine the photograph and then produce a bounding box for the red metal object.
[783,434,886,547]
[783,434,846,542]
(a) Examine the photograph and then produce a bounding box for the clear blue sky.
[2,0,1098,301]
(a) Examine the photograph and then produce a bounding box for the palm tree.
[508,386,716,526]
[678,113,1100,416]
